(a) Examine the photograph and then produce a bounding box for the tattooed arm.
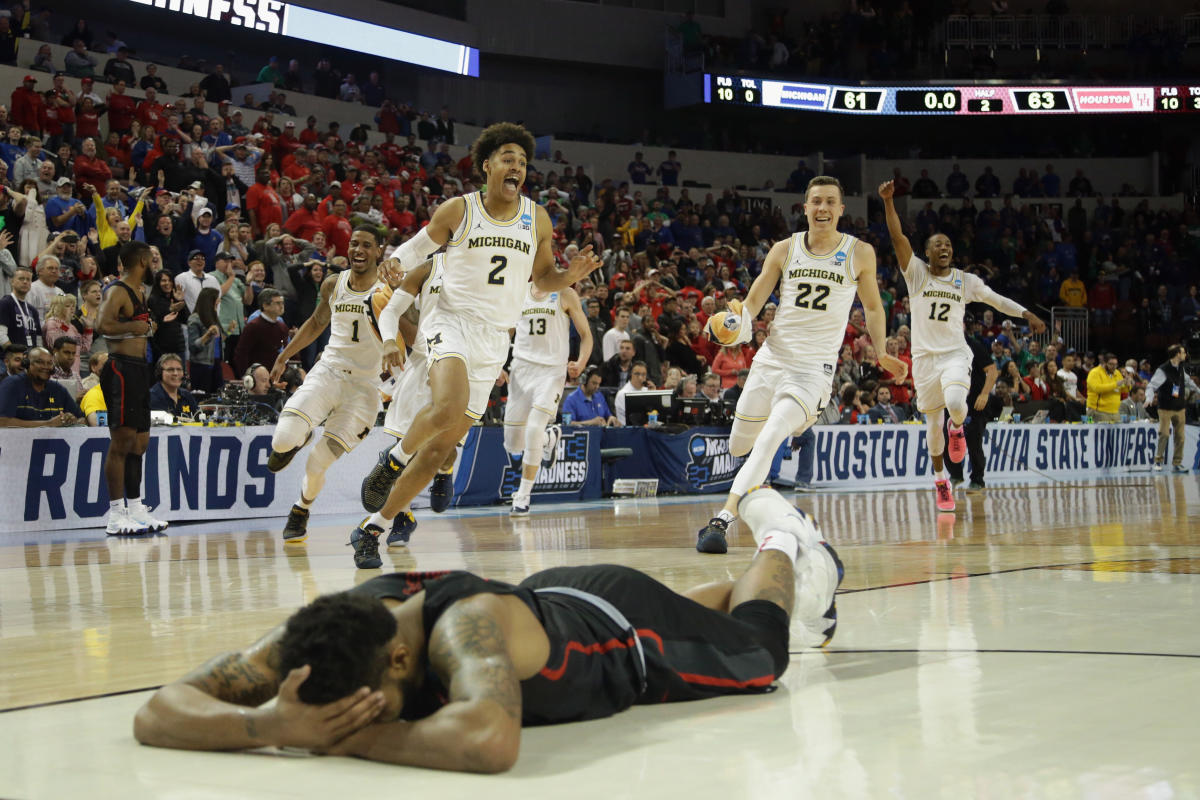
[327,594,523,773]
[134,624,387,752]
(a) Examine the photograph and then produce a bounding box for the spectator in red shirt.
[244,168,284,237]
[105,80,137,135]
[319,198,353,257]
[11,74,42,133]
[298,115,320,146]
[76,97,102,141]
[283,192,322,241]
[136,87,166,133]
[387,194,416,234]
[73,136,111,192]
[48,73,76,145]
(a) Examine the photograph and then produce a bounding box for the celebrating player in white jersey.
[264,226,389,545]
[504,284,591,514]
[355,254,450,548]
[696,177,907,565]
[879,180,1045,512]
[353,122,599,568]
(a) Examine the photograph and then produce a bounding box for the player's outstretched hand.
[382,340,406,372]
[880,353,908,382]
[566,245,601,284]
[1024,312,1047,335]
[878,181,895,200]
[264,665,386,751]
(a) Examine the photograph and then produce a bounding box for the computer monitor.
[675,397,711,425]
[622,389,674,426]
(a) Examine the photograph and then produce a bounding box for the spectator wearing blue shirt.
[0,127,25,174]
[561,369,617,426]
[44,177,89,236]
[1040,164,1061,197]
[0,345,83,426]
[627,152,651,185]
[190,207,223,269]
[657,151,681,187]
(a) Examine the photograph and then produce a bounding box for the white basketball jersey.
[411,254,446,359]
[440,191,538,330]
[512,286,569,367]
[320,270,386,377]
[904,255,984,359]
[757,232,860,373]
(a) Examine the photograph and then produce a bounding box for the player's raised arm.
[323,595,522,773]
[390,197,464,272]
[878,180,914,274]
[964,274,1047,334]
[853,240,908,382]
[562,286,592,379]
[532,204,600,292]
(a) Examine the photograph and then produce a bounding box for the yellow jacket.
[1086,365,1122,414]
[1059,277,1087,307]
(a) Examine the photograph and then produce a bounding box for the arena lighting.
[126,0,480,77]
[705,74,1194,115]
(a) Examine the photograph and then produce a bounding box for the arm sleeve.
[378,289,415,345]
[966,275,1027,318]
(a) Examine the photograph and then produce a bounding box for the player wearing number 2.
[695,177,907,571]
[356,123,599,569]
[879,180,1045,512]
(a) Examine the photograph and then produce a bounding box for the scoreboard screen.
[704,75,1182,116]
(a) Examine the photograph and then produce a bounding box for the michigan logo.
[686,433,748,492]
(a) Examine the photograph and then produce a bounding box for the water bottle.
[647,409,658,427]
[562,412,573,425]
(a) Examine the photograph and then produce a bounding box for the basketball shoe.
[738,487,844,648]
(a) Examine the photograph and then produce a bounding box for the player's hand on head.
[268,665,387,751]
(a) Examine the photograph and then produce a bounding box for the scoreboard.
[705,75,1197,116]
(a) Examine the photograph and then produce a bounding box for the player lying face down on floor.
[134,490,844,773]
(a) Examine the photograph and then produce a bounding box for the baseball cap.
[329,181,342,189]
[22,74,35,83]
[187,249,205,260]
[80,77,93,85]
[55,177,72,186]
[197,207,214,217]
[189,180,204,189]
[225,202,241,210]
[285,121,295,127]
[155,187,170,196]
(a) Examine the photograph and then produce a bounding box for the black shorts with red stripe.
[517,564,790,721]
[100,354,152,432]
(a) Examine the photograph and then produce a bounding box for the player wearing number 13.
[879,180,1045,512]
[695,177,908,568]
[355,123,600,568]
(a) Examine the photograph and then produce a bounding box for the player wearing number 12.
[879,180,1045,512]
[356,123,600,568]
[695,177,907,576]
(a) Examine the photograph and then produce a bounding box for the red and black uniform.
[349,565,789,725]
[99,282,152,432]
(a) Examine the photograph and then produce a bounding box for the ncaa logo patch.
[834,250,847,265]
[954,278,963,289]
[519,213,533,231]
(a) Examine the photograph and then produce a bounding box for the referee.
[945,312,999,491]
[96,242,168,536]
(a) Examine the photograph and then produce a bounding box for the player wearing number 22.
[696,177,908,567]
[261,226,392,546]
[355,123,600,568]
[879,180,1045,512]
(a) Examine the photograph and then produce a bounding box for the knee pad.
[729,419,763,457]
[306,437,341,473]
[522,408,553,465]
[272,413,312,453]
[945,384,970,424]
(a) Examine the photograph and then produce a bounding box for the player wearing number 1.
[879,180,1045,512]
[262,226,389,545]
[355,122,599,568]
[695,177,907,565]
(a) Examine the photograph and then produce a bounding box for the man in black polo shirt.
[945,313,999,491]
[149,353,198,418]
[0,346,83,427]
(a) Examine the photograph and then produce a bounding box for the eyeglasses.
[162,367,184,373]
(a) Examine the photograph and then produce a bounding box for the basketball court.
[2,474,1198,798]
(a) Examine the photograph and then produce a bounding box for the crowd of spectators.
[0,10,1195,433]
